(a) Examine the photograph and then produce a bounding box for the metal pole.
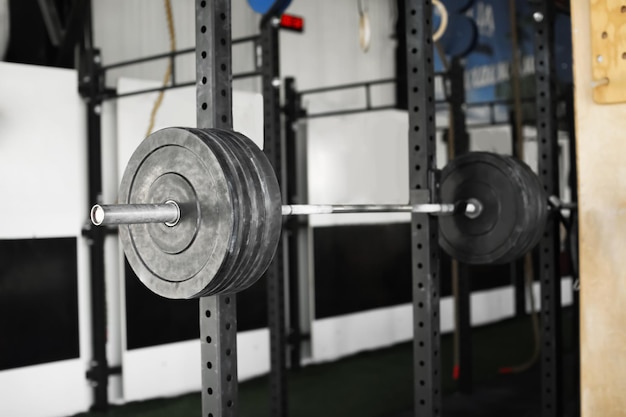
[281,203,458,215]
[404,0,441,416]
[89,202,478,226]
[260,11,288,417]
[532,2,563,416]
[196,1,238,417]
[284,77,303,371]
[80,0,110,408]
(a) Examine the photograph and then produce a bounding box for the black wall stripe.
[313,223,513,319]
[125,263,268,350]
[0,238,79,370]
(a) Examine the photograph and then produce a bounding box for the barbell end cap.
[164,200,181,227]
[91,205,105,226]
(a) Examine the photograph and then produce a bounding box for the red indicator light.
[280,14,304,32]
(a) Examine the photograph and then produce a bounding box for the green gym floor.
[73,308,576,417]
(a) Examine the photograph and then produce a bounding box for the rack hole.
[225,297,231,304]
[207,388,213,395]
[205,310,211,317]
[206,361,212,369]
[201,51,207,59]
[225,322,231,330]
[202,103,208,110]
[201,26,207,33]
[206,336,212,343]
[226,374,233,382]
[602,31,608,39]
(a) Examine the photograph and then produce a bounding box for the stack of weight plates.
[118,127,282,299]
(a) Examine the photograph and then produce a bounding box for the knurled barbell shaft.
[90,201,477,226]
[281,203,458,215]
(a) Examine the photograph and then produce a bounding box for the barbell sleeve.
[90,201,480,227]
[91,201,181,226]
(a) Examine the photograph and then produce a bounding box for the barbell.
[91,127,549,299]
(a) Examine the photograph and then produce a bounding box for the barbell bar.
[90,201,480,227]
[94,127,555,299]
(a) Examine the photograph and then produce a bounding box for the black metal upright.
[532,2,562,416]
[510,111,527,319]
[284,76,304,371]
[565,86,580,417]
[80,0,109,409]
[196,2,238,416]
[260,12,288,417]
[447,57,472,394]
[405,1,441,416]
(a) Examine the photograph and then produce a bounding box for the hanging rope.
[498,0,541,375]
[145,0,177,138]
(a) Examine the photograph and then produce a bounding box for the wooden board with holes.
[572,1,626,416]
[589,0,626,103]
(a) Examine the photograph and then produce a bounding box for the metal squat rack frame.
[78,1,287,413]
[78,1,569,416]
[283,1,570,415]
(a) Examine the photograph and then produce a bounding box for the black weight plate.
[439,152,530,265]
[214,129,267,292]
[226,130,282,290]
[190,128,250,296]
[489,155,537,264]
[509,156,547,259]
[119,127,235,299]
[201,128,261,294]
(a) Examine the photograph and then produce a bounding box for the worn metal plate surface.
[439,152,546,264]
[221,129,282,292]
[118,127,281,299]
[119,127,235,299]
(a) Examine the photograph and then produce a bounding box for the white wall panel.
[93,0,258,91]
[0,63,86,239]
[0,63,92,417]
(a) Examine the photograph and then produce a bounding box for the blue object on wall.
[432,0,478,58]
[247,0,292,14]
[442,0,474,13]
